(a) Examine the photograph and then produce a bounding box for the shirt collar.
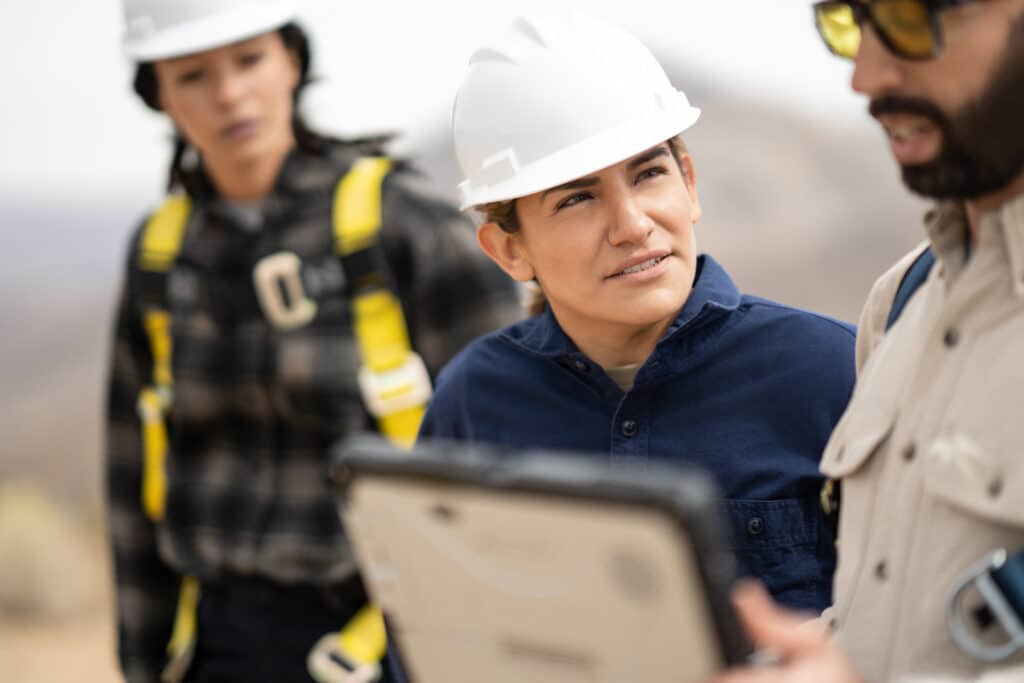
[996,192,1024,299]
[925,192,1024,297]
[188,145,354,226]
[923,200,968,272]
[507,254,742,358]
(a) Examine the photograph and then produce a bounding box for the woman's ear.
[477,223,536,282]
[679,153,702,224]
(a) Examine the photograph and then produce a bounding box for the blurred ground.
[0,483,121,682]
[1,200,127,681]
[0,67,924,681]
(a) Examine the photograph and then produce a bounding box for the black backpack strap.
[886,246,935,331]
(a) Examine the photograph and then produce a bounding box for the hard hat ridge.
[452,12,701,210]
[467,15,559,68]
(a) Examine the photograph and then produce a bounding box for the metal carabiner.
[948,549,1024,663]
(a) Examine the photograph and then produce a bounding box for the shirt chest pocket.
[725,497,835,614]
[925,325,1024,530]
[924,430,1024,530]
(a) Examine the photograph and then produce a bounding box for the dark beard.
[868,13,1024,200]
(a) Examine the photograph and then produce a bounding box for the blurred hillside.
[0,62,925,680]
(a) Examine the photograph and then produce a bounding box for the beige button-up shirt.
[820,193,1024,683]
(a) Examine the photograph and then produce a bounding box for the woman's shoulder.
[738,295,857,344]
[436,316,544,386]
[424,315,553,441]
[726,296,857,405]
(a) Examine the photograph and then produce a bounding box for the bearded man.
[714,2,1024,682]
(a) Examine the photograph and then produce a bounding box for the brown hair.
[477,135,691,316]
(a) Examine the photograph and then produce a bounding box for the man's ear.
[679,153,702,225]
[477,223,536,282]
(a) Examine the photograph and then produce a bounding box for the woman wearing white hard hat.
[423,12,856,620]
[107,1,518,682]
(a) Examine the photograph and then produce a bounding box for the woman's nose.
[607,195,655,246]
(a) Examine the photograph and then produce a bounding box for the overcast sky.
[0,0,866,206]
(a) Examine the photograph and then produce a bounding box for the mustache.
[868,96,948,126]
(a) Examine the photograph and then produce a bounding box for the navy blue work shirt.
[419,256,855,612]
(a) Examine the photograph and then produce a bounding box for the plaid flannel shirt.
[105,144,520,683]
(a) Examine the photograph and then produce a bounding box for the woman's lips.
[607,254,672,282]
[221,120,259,141]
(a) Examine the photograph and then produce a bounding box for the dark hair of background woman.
[132,23,387,193]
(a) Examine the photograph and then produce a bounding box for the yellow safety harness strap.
[135,196,199,682]
[138,387,169,522]
[166,576,200,658]
[330,158,431,673]
[136,197,191,522]
[337,605,388,665]
[334,157,430,450]
[139,195,191,272]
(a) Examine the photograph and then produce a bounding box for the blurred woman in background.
[106,1,518,681]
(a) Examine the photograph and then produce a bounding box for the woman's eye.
[239,51,265,68]
[636,166,668,183]
[555,192,592,212]
[177,69,204,84]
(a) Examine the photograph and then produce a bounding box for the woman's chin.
[612,299,686,330]
[626,287,689,319]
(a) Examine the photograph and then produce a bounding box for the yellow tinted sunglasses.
[813,0,976,60]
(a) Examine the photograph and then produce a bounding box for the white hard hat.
[452,13,701,210]
[122,0,298,61]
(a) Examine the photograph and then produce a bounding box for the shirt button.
[989,477,1004,498]
[902,444,916,462]
[875,561,888,581]
[747,517,765,536]
[573,359,590,373]
[943,328,960,348]
[621,419,638,437]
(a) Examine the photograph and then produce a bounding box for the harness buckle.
[253,251,318,331]
[307,632,382,683]
[136,386,172,422]
[948,549,1024,663]
[357,352,432,419]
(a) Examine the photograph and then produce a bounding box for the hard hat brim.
[458,98,700,211]
[123,1,297,62]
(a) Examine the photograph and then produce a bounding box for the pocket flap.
[925,431,1024,527]
[820,416,894,479]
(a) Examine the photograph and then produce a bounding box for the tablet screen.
[342,473,725,683]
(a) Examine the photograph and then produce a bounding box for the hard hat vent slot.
[479,149,522,187]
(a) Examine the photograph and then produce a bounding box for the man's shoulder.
[854,241,932,370]
[863,242,933,326]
